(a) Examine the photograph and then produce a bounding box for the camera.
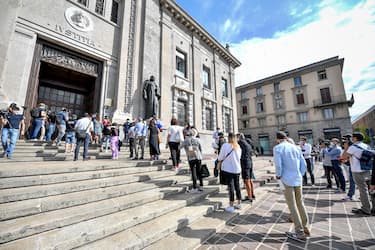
[0,109,8,118]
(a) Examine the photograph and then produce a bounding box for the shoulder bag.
[76,122,91,140]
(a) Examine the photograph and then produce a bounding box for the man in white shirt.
[342,132,374,215]
[74,113,93,161]
[300,137,315,187]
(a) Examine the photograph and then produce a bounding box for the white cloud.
[231,0,375,118]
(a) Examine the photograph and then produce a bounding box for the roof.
[160,0,241,68]
[236,56,344,91]
[352,105,375,124]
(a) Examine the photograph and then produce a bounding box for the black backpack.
[30,108,39,118]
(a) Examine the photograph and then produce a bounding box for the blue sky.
[176,0,375,119]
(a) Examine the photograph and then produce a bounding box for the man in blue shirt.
[1,103,25,159]
[326,138,346,193]
[273,131,309,241]
[54,108,69,146]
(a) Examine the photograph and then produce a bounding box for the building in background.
[0,0,240,152]
[236,56,353,154]
[352,105,375,147]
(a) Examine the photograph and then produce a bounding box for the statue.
[143,75,161,119]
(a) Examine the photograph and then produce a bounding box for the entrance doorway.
[38,62,96,117]
[25,40,102,122]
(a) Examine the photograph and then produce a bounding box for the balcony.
[313,94,354,108]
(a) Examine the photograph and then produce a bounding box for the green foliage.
[353,127,371,144]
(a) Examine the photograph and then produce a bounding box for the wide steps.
[0,187,220,249]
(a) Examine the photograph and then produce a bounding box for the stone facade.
[236,57,353,155]
[0,0,240,154]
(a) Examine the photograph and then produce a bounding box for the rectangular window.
[224,113,231,133]
[110,0,119,23]
[176,50,187,78]
[222,78,228,97]
[240,91,246,100]
[177,100,187,123]
[320,87,332,104]
[274,82,280,92]
[318,69,327,80]
[296,93,305,104]
[77,0,88,6]
[277,115,286,125]
[256,102,264,113]
[298,112,308,123]
[242,120,248,129]
[95,0,105,15]
[323,108,334,119]
[202,66,211,89]
[294,76,302,87]
[256,87,262,96]
[258,118,266,127]
[205,107,213,130]
[242,106,248,115]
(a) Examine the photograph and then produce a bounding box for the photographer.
[1,103,25,159]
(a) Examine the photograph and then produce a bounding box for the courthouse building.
[236,56,353,154]
[0,0,240,150]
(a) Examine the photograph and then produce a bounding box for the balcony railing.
[313,94,354,108]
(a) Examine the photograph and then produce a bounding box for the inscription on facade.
[41,46,98,76]
[55,25,95,47]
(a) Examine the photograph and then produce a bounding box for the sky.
[176,0,375,120]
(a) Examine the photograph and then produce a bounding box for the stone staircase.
[0,142,275,249]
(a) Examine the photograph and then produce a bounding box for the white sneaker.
[234,204,242,210]
[188,188,199,193]
[224,206,235,213]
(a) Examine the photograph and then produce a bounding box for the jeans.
[225,172,242,202]
[303,158,315,185]
[189,159,203,189]
[347,166,356,198]
[102,135,110,152]
[31,118,43,139]
[74,133,90,160]
[331,160,346,191]
[55,125,66,144]
[284,184,309,234]
[45,124,56,142]
[1,128,19,157]
[168,141,180,167]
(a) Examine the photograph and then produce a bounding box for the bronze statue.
[143,75,160,119]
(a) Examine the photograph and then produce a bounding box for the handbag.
[200,164,210,178]
[76,123,91,140]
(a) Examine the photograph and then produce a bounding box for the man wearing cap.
[326,138,346,193]
[74,113,93,161]
[274,131,309,240]
[1,103,25,159]
[342,132,374,215]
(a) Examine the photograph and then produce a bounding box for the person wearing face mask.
[299,137,315,187]
[326,138,346,193]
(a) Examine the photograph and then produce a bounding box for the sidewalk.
[198,161,375,250]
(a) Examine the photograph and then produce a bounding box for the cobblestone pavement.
[198,160,375,250]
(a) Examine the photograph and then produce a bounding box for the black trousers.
[323,165,339,188]
[225,172,242,202]
[189,159,203,189]
[303,158,315,185]
[168,141,180,167]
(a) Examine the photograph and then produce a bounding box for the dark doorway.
[38,62,96,117]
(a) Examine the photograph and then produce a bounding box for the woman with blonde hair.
[218,132,242,212]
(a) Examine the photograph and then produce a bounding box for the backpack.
[353,144,374,171]
[30,108,39,118]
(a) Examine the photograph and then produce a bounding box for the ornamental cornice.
[160,0,241,68]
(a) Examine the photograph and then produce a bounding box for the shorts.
[65,131,76,144]
[242,167,253,180]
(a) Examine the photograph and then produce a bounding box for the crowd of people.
[1,102,374,243]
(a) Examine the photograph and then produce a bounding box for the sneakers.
[286,232,306,242]
[311,184,316,188]
[188,188,200,193]
[198,186,204,191]
[224,206,235,213]
[234,204,242,210]
[341,196,353,202]
[303,228,311,237]
[335,189,345,193]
